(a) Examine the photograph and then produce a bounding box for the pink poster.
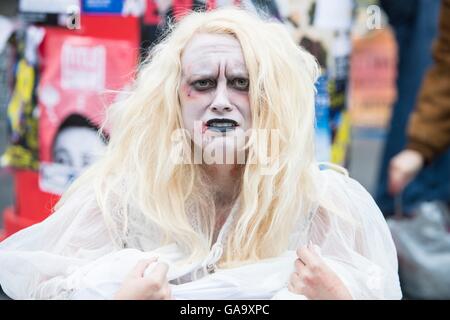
[37,27,137,194]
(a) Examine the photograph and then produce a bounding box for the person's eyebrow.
[53,148,70,156]
[183,66,219,80]
[190,71,217,78]
[225,70,249,78]
[225,62,248,77]
[225,67,249,79]
[182,62,248,80]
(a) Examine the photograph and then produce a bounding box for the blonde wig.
[56,7,330,267]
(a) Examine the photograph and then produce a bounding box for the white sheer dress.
[0,168,402,299]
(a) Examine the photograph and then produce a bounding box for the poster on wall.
[19,0,80,26]
[1,59,39,170]
[1,26,45,170]
[82,0,124,13]
[37,28,137,194]
[349,28,397,128]
[82,0,147,15]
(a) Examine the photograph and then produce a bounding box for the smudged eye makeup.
[192,79,216,91]
[230,77,249,91]
[190,77,249,92]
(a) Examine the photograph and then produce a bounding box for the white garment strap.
[200,197,240,274]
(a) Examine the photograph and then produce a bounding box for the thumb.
[131,257,159,278]
[388,164,404,195]
[149,262,170,283]
[388,173,400,195]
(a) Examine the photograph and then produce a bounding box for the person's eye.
[192,79,216,91]
[53,149,72,167]
[231,78,249,91]
[82,154,94,168]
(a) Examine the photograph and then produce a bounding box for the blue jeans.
[376,0,450,215]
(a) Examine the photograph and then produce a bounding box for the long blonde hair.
[57,7,323,267]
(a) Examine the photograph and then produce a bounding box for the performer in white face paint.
[0,7,401,300]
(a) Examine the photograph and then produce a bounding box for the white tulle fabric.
[0,169,402,300]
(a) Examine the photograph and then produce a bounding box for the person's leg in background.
[376,0,450,216]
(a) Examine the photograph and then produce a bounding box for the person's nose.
[209,82,233,113]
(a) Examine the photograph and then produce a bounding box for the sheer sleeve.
[307,169,402,299]
[0,183,118,299]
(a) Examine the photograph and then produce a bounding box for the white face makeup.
[53,127,106,171]
[179,33,252,164]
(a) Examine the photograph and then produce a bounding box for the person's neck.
[204,164,241,197]
[202,163,242,215]
[202,164,242,242]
